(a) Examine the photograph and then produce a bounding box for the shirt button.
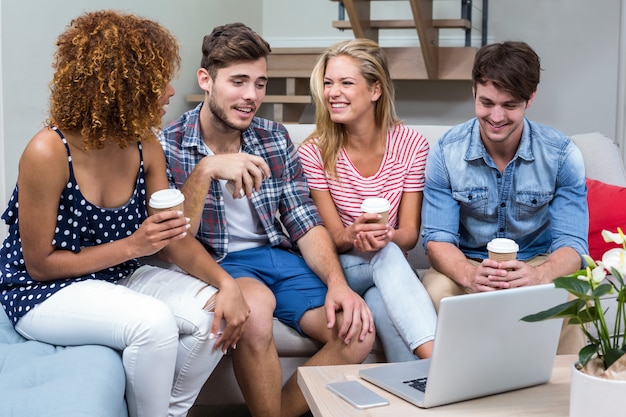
[499,228,505,232]
[500,202,506,207]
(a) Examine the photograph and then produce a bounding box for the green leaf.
[612,269,625,287]
[576,305,602,324]
[591,283,614,298]
[553,276,593,300]
[604,347,626,369]
[521,299,585,322]
[578,343,599,368]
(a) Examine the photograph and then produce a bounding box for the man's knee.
[339,316,376,363]
[300,307,376,363]
[422,268,466,312]
[235,278,276,348]
[238,277,276,313]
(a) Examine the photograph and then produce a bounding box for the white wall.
[489,0,621,140]
[262,0,623,140]
[2,0,624,207]
[618,0,626,162]
[0,0,262,203]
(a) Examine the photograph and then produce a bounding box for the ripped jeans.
[16,265,224,417]
[340,243,437,362]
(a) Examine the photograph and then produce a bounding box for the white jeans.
[16,265,224,417]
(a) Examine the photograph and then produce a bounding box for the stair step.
[267,48,324,78]
[267,46,475,80]
[333,18,471,30]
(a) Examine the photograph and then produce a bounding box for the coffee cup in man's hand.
[487,238,519,262]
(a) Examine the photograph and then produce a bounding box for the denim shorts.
[220,246,327,335]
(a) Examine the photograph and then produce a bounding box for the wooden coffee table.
[297,354,576,417]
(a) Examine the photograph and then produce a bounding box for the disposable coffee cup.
[360,197,391,224]
[149,189,185,214]
[487,238,519,262]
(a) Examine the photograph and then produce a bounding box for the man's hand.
[202,153,271,199]
[485,259,546,288]
[473,259,546,291]
[324,283,374,345]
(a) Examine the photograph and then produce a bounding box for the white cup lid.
[487,238,519,253]
[149,189,185,209]
[360,197,391,213]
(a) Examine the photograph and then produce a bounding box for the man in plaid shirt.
[160,23,375,417]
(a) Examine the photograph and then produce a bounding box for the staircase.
[331,0,487,79]
[187,0,487,123]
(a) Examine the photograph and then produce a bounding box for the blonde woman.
[298,39,437,362]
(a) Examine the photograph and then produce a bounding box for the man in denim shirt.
[421,41,588,353]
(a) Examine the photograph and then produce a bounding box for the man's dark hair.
[201,22,271,79]
[472,41,541,102]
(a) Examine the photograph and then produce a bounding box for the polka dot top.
[0,127,148,326]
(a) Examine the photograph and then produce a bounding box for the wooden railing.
[188,0,487,123]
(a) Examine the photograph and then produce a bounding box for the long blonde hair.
[305,38,400,177]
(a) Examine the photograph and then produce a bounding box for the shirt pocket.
[452,188,489,218]
[515,191,553,221]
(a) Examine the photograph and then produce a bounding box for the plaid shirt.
[160,103,322,261]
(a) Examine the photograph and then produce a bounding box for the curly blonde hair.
[306,38,400,178]
[48,10,180,149]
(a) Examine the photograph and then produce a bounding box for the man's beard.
[208,94,252,132]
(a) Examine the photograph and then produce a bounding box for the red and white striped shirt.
[298,124,429,228]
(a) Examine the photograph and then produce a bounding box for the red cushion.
[586,178,626,260]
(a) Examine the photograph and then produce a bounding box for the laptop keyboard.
[403,377,428,392]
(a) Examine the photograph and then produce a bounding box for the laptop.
[359,283,567,408]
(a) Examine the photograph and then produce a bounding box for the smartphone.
[326,380,389,409]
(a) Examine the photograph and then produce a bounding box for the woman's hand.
[210,279,250,353]
[128,210,190,258]
[349,213,393,252]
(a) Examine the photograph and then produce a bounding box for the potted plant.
[522,228,626,416]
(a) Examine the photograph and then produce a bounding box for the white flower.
[523,227,626,372]
[580,255,604,284]
[599,248,626,277]
[582,254,598,269]
[590,265,607,284]
[602,228,626,245]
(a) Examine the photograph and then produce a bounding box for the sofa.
[0,307,128,417]
[191,124,626,408]
[2,125,625,416]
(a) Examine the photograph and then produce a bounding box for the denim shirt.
[421,118,588,262]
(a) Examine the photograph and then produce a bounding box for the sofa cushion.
[273,319,322,356]
[0,308,128,417]
[0,306,24,345]
[586,178,626,261]
[571,133,626,187]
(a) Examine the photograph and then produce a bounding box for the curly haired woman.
[0,10,250,417]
